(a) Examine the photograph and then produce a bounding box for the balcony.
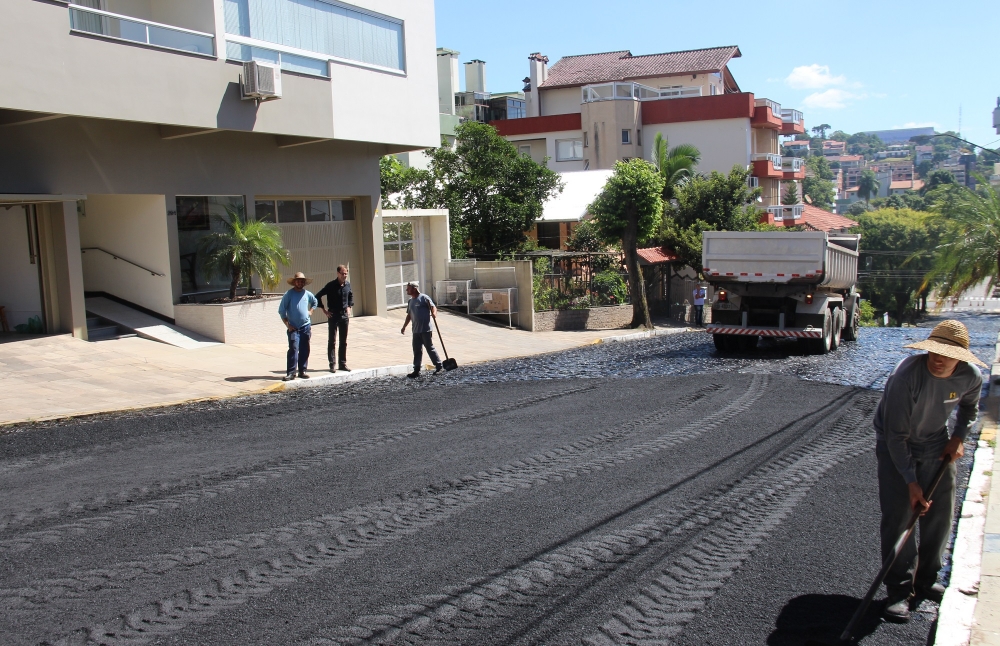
[751,153,783,178]
[582,82,701,104]
[766,204,804,221]
[781,157,806,180]
[780,108,805,135]
[751,98,782,129]
[68,5,214,57]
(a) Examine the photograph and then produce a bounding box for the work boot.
[883,595,912,622]
[329,363,336,373]
[298,371,309,379]
[433,365,443,375]
[915,582,946,603]
[407,371,419,379]
[339,364,350,372]
[283,373,296,381]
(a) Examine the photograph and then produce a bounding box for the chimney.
[436,48,460,115]
[526,52,548,118]
[464,59,487,93]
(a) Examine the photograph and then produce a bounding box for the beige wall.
[0,0,438,148]
[537,72,723,118]
[275,220,364,313]
[506,131,587,171]
[540,87,583,116]
[581,99,642,170]
[36,202,88,339]
[753,128,779,155]
[79,194,175,318]
[642,118,751,175]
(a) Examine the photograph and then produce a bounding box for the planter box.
[533,304,632,332]
[174,297,327,344]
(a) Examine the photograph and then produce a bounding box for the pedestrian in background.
[278,271,317,381]
[400,283,443,378]
[693,284,707,327]
[874,319,985,622]
[315,264,353,372]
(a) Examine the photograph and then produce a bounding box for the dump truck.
[701,230,861,354]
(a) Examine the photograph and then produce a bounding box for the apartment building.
[491,47,806,221]
[0,0,438,337]
[822,140,846,157]
[915,145,935,164]
[783,139,810,156]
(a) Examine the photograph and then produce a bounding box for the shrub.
[592,269,628,305]
[859,299,877,327]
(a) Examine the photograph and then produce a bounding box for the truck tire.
[842,300,860,341]
[803,310,833,355]
[714,334,734,353]
[737,335,759,351]
[830,307,843,351]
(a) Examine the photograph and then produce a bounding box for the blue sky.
[434,0,999,150]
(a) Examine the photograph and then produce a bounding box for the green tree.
[812,123,831,139]
[923,178,1000,301]
[916,160,934,179]
[379,123,562,257]
[852,208,940,325]
[829,130,850,142]
[781,182,800,205]
[650,132,701,202]
[802,155,837,209]
[565,219,608,252]
[658,165,763,271]
[589,159,665,329]
[921,169,956,195]
[857,169,881,204]
[198,205,291,300]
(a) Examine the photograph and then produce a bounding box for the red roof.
[799,205,857,232]
[540,46,741,89]
[637,246,679,264]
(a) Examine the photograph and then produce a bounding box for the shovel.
[806,455,953,646]
[433,315,458,371]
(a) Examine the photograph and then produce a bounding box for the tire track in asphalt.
[0,384,598,550]
[34,380,761,645]
[302,390,876,645]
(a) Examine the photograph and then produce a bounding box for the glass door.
[383,220,420,308]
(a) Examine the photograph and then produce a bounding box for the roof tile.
[539,46,741,89]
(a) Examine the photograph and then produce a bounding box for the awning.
[636,246,679,265]
[0,194,86,205]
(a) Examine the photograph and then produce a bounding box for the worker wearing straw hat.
[277,272,318,381]
[875,319,986,622]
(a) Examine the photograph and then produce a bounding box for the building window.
[257,199,356,224]
[583,131,589,148]
[536,222,561,249]
[555,139,583,161]
[174,195,246,296]
[255,200,276,223]
[518,144,532,157]
[176,197,212,231]
[223,0,405,72]
[277,200,305,223]
[637,129,641,146]
[621,129,631,145]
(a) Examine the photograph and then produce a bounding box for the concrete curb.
[937,439,993,646]
[271,364,413,391]
[596,326,693,344]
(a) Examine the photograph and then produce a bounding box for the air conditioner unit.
[241,61,282,100]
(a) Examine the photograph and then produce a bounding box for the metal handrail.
[68,5,215,57]
[81,247,165,276]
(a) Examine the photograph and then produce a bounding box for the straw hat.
[286,271,313,286]
[904,319,987,368]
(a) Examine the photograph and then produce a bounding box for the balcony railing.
[781,157,805,172]
[581,82,702,104]
[69,5,214,57]
[754,98,782,114]
[766,204,804,220]
[752,153,782,168]
[780,109,803,124]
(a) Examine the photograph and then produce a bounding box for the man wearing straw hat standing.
[277,272,318,382]
[876,319,985,622]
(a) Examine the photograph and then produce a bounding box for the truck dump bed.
[702,231,858,290]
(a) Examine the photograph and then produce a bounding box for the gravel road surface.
[1,314,996,645]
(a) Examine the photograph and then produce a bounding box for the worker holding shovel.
[874,319,985,622]
[401,283,444,378]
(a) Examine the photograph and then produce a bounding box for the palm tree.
[923,178,1000,301]
[198,205,291,300]
[650,132,701,202]
[857,169,881,205]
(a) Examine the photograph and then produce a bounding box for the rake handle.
[839,455,953,642]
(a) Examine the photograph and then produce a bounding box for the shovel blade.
[443,358,458,371]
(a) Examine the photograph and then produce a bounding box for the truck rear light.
[805,294,814,304]
[718,290,728,302]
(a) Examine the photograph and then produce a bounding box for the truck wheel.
[738,335,759,351]
[830,307,843,351]
[842,302,860,341]
[804,311,833,355]
[714,334,733,353]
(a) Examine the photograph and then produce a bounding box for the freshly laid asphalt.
[0,314,996,646]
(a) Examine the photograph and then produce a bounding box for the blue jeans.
[694,305,704,327]
[412,331,442,372]
[286,324,311,375]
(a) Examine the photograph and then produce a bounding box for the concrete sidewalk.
[0,309,687,426]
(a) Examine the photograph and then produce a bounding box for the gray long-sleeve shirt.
[873,354,982,484]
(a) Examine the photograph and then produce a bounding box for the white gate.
[382,219,428,308]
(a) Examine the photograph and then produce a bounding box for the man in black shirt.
[315,265,353,372]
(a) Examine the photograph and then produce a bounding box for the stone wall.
[533,305,632,332]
